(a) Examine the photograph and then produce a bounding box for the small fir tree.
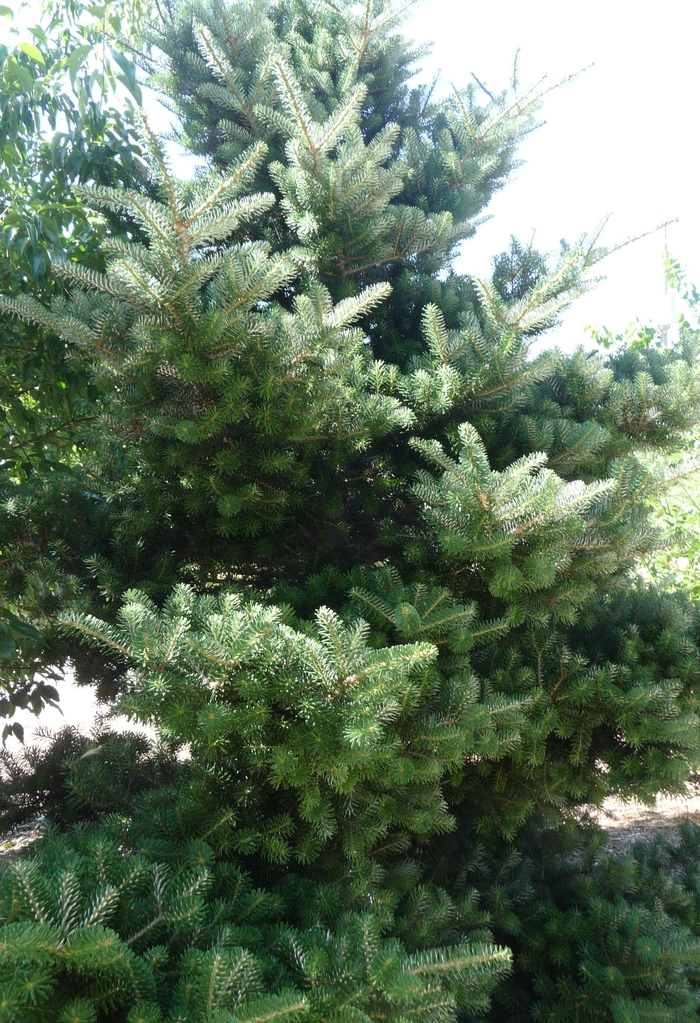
[3,0,700,1020]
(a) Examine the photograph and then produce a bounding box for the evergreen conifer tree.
[3,0,700,1019]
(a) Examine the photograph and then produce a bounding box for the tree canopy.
[2,1,700,1020]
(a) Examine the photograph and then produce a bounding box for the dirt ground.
[592,779,700,856]
[0,820,44,864]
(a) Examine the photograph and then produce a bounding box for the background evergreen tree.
[3,0,700,1019]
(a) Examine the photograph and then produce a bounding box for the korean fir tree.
[4,0,700,1020]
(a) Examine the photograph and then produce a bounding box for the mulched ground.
[593,779,700,856]
[0,819,45,864]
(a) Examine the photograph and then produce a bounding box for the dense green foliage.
[588,258,700,596]
[644,262,700,598]
[3,0,700,1019]
[0,0,149,732]
[649,473,700,596]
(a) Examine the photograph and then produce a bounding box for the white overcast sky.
[405,0,700,344]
